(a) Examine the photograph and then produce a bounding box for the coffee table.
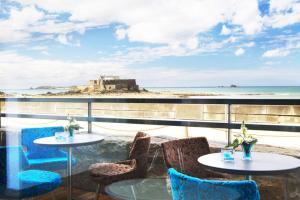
[198,152,300,200]
[198,152,300,180]
[105,178,172,200]
[34,133,104,200]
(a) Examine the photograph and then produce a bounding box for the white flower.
[244,138,254,143]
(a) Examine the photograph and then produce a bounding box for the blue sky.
[0,0,300,88]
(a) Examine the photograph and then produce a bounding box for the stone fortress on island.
[87,75,139,92]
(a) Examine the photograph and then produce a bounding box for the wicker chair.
[162,137,227,179]
[89,132,151,200]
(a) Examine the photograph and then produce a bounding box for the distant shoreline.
[1,86,300,98]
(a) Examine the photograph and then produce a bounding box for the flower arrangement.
[65,116,82,136]
[228,121,257,150]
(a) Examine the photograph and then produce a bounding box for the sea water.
[1,88,69,95]
[145,86,300,96]
[1,86,300,96]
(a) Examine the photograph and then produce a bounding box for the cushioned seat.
[21,126,76,170]
[18,170,61,197]
[90,162,135,177]
[168,168,260,200]
[18,170,61,186]
[28,156,69,168]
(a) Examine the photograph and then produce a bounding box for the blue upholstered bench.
[21,126,76,170]
[0,146,61,199]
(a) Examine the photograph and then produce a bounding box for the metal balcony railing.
[1,97,300,145]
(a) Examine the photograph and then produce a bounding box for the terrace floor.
[32,187,115,200]
[31,176,287,200]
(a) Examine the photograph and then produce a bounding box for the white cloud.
[186,37,199,50]
[8,5,44,28]
[224,36,237,43]
[3,0,263,47]
[269,0,296,13]
[235,48,245,56]
[262,48,290,57]
[0,5,44,43]
[103,38,227,65]
[262,32,300,58]
[265,0,300,28]
[0,29,30,43]
[229,0,263,34]
[56,34,81,46]
[57,34,69,45]
[0,4,91,44]
[1,0,300,53]
[106,46,194,65]
[1,51,300,88]
[220,25,231,35]
[0,51,125,88]
[115,28,127,40]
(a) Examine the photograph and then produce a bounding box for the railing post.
[227,104,231,146]
[88,101,92,133]
[0,100,2,128]
[184,126,189,138]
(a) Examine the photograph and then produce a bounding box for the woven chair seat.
[89,163,135,177]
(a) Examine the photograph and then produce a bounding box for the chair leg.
[95,184,101,200]
[283,177,289,200]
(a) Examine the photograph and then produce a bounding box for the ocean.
[145,86,300,96]
[1,88,69,95]
[1,86,300,96]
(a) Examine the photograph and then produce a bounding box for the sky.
[0,0,300,89]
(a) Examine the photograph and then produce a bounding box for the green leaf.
[227,138,241,150]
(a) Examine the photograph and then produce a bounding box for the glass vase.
[242,142,253,160]
[69,128,74,137]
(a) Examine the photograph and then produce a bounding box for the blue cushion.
[28,154,76,171]
[168,168,260,200]
[21,126,65,159]
[21,127,77,170]
[17,170,61,198]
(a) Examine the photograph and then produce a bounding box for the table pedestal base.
[67,147,72,200]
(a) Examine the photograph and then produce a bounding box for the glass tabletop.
[105,178,172,200]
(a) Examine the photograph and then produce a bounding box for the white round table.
[198,152,300,200]
[198,152,300,180]
[34,133,104,200]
